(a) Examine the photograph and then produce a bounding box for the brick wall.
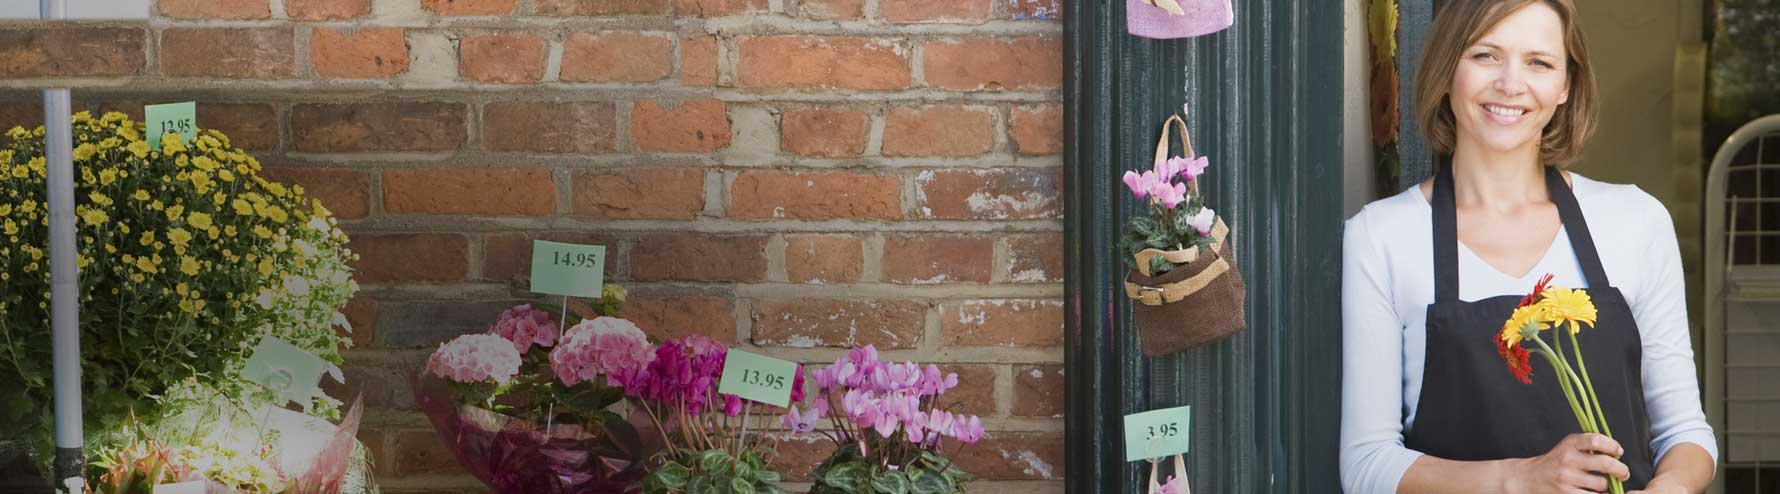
[0,0,1065,492]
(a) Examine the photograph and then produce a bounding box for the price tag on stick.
[718,349,799,408]
[529,240,606,298]
[145,102,197,149]
[241,337,327,407]
[1124,405,1191,462]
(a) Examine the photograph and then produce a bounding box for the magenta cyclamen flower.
[427,333,523,385]
[612,335,735,415]
[550,317,654,388]
[487,304,558,355]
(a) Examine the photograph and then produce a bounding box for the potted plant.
[792,346,985,494]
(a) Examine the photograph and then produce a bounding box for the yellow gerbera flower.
[1539,288,1598,331]
[1498,304,1549,348]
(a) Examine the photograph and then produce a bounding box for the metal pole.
[42,0,84,490]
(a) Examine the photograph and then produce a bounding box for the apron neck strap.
[1431,159,1611,303]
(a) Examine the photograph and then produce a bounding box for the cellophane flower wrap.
[617,336,798,494]
[415,285,660,494]
[795,346,984,494]
[1495,274,1622,494]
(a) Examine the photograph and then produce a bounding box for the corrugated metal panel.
[1063,0,1345,492]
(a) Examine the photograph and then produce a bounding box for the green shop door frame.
[1062,0,1346,492]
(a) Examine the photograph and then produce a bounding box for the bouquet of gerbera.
[614,336,798,494]
[793,346,985,494]
[1494,274,1620,494]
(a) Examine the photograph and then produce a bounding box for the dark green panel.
[1064,0,1344,492]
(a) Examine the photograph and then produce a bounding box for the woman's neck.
[1448,138,1549,213]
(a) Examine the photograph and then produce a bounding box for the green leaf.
[657,462,692,489]
[734,458,753,479]
[909,470,953,494]
[822,462,869,493]
[689,475,715,494]
[871,471,910,494]
[753,469,782,483]
[732,477,757,494]
[700,449,736,473]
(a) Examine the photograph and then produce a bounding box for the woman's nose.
[1492,63,1527,96]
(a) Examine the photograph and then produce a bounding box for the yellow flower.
[232,199,253,216]
[73,143,97,161]
[180,257,200,276]
[126,140,150,158]
[133,190,150,201]
[20,200,36,213]
[0,204,10,216]
[161,133,187,154]
[176,155,189,168]
[176,283,190,296]
[98,137,120,150]
[78,208,108,227]
[258,258,274,276]
[77,256,92,269]
[139,231,155,246]
[218,169,235,182]
[190,211,213,230]
[253,225,273,238]
[135,256,156,273]
[169,228,192,246]
[117,124,139,141]
[212,192,226,205]
[192,156,217,171]
[224,225,237,237]
[1498,304,1549,348]
[11,165,28,178]
[166,205,186,222]
[131,273,146,283]
[72,111,91,124]
[1539,288,1598,332]
[88,192,113,206]
[101,112,125,124]
[151,200,164,211]
[99,168,118,185]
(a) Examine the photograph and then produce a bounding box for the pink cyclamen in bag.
[1127,0,1234,39]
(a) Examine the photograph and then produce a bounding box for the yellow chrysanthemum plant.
[1494,274,1621,494]
[0,112,360,477]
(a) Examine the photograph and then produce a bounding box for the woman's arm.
[1628,194,1717,490]
[1635,443,1713,493]
[1400,433,1629,494]
[1339,210,1424,492]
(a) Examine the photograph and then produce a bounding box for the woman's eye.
[1471,52,1497,62]
[1531,60,1555,69]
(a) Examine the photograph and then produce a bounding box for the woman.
[1339,1,1718,492]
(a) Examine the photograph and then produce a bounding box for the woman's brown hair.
[1412,0,1597,166]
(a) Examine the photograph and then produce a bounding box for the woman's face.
[1449,2,1570,157]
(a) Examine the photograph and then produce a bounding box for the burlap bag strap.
[1124,219,1231,306]
[1155,114,1199,197]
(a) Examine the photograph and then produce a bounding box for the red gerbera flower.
[1517,273,1555,308]
[1494,332,1533,384]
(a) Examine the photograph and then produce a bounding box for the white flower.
[1186,207,1216,236]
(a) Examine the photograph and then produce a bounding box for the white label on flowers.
[529,240,606,298]
[718,349,798,408]
[242,337,327,407]
[1124,405,1191,461]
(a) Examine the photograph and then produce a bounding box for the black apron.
[1402,162,1656,489]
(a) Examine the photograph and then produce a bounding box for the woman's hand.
[1502,433,1630,494]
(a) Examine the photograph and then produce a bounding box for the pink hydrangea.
[551,317,655,388]
[488,304,558,355]
[426,333,523,385]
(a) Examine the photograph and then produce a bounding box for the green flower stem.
[1566,322,1613,438]
[1543,328,1599,429]
[1529,346,1592,432]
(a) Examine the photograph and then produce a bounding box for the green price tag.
[717,349,798,408]
[1124,405,1191,462]
[241,337,326,407]
[145,102,197,149]
[529,240,605,298]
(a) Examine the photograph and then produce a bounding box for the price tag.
[145,102,197,149]
[1124,405,1191,461]
[529,240,605,298]
[717,349,798,408]
[241,337,326,407]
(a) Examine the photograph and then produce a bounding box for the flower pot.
[1124,218,1246,356]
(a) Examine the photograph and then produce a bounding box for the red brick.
[784,234,862,284]
[939,365,997,416]
[291,102,466,152]
[882,235,993,284]
[350,233,470,283]
[880,0,988,23]
[422,0,517,15]
[1009,0,1062,20]
[197,102,280,151]
[534,0,670,15]
[560,32,673,83]
[763,433,829,481]
[941,299,1064,347]
[572,167,705,219]
[1012,364,1063,417]
[679,34,718,86]
[256,167,372,220]
[630,233,767,282]
[798,0,862,19]
[482,101,616,153]
[882,105,993,157]
[914,168,1061,220]
[674,0,763,16]
[383,168,556,216]
[309,27,409,79]
[953,432,1063,480]
[729,170,901,221]
[780,107,868,158]
[0,28,143,78]
[1005,232,1063,283]
[736,36,911,90]
[459,32,547,83]
[0,101,42,130]
[320,363,399,410]
[481,232,621,283]
[630,99,732,152]
[287,0,371,20]
[392,430,459,476]
[162,28,294,79]
[158,0,269,19]
[923,37,1062,91]
[1012,104,1063,155]
[621,295,737,343]
[750,299,926,349]
[341,295,378,347]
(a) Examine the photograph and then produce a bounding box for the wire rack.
[1706,114,1780,493]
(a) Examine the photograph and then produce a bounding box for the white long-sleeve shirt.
[1338,174,1718,493]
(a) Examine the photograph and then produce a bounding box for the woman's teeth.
[1484,105,1526,117]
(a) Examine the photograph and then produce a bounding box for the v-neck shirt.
[1338,173,1718,493]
